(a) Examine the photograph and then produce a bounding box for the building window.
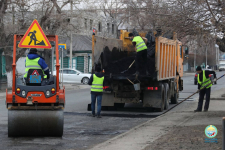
[90,19,93,30]
[107,23,110,33]
[84,19,87,30]
[98,22,102,32]
[112,24,114,34]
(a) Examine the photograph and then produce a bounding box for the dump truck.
[91,30,183,111]
[6,35,65,137]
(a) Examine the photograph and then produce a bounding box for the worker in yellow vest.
[129,33,148,76]
[24,48,49,80]
[194,66,216,112]
[88,66,104,118]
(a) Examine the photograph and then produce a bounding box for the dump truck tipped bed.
[92,31,183,80]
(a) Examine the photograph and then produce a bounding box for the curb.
[88,109,185,150]
[88,118,156,150]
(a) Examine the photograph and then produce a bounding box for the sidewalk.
[89,90,225,150]
[183,72,196,77]
[62,83,90,91]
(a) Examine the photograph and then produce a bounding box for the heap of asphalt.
[104,56,155,77]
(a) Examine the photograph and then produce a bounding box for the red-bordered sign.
[31,70,40,76]
[18,19,52,49]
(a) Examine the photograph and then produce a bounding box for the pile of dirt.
[102,32,156,77]
[104,56,156,76]
[104,57,136,75]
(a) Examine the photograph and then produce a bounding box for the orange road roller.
[6,35,65,137]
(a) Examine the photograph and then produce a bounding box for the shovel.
[121,60,135,73]
[127,78,141,91]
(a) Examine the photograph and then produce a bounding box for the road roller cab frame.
[6,34,65,137]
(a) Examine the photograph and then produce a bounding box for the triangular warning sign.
[18,19,52,49]
[31,70,40,76]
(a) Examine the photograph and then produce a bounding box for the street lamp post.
[216,46,217,66]
[206,46,207,67]
[215,44,219,69]
[70,0,73,69]
[194,49,196,71]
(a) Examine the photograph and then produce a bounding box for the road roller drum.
[8,109,64,137]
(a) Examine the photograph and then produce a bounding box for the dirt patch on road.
[144,125,222,150]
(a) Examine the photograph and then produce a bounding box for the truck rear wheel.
[171,92,179,104]
[164,83,169,110]
[114,103,125,108]
[171,82,179,104]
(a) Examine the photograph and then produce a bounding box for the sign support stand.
[62,48,63,88]
[52,46,54,75]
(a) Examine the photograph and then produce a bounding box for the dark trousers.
[135,49,147,74]
[91,94,102,116]
[197,87,211,111]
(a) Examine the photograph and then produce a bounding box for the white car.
[53,68,91,84]
[219,64,225,71]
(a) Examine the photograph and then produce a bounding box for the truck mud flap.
[143,84,163,108]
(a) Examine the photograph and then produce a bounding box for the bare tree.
[0,0,30,88]
[0,0,88,88]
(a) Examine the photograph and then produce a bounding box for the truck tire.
[87,103,91,111]
[114,103,125,109]
[171,82,179,104]
[171,92,179,104]
[155,85,165,112]
[164,83,169,110]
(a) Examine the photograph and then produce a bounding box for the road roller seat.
[26,69,44,86]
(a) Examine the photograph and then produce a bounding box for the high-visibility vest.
[198,70,212,89]
[91,74,104,92]
[24,57,47,79]
[132,36,147,52]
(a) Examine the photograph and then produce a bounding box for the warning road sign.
[31,70,40,76]
[18,19,52,49]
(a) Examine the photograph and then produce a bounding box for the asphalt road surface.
[1,71,225,150]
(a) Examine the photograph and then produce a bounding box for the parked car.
[194,69,217,85]
[219,63,225,71]
[53,68,91,84]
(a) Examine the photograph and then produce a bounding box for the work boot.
[203,109,208,112]
[97,115,102,118]
[194,109,202,112]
